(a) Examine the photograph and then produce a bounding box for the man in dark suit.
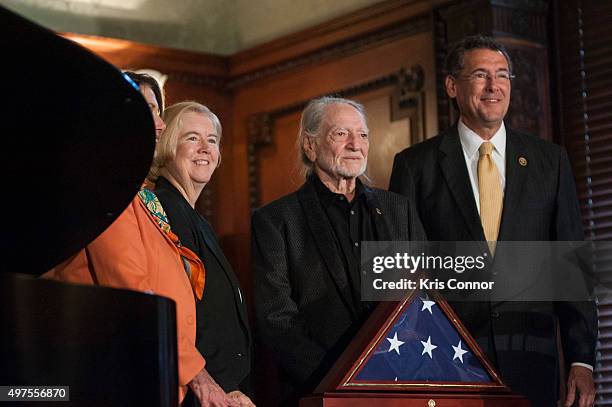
[252,96,424,405]
[389,35,597,407]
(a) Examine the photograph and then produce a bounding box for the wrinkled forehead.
[322,103,368,129]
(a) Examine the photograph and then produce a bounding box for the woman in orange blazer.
[44,72,234,406]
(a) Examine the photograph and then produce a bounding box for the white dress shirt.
[458,119,506,214]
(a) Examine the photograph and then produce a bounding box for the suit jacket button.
[237,353,244,357]
[491,311,500,318]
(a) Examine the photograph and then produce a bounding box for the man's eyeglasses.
[455,71,516,83]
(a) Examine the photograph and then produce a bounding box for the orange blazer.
[43,196,205,401]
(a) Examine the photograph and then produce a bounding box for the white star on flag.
[420,335,437,358]
[421,298,436,314]
[452,340,468,363]
[386,332,404,355]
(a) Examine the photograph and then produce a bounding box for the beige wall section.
[235,0,384,49]
[363,94,411,189]
[0,0,383,54]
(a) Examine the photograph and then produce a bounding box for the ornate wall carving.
[229,14,430,88]
[505,46,550,139]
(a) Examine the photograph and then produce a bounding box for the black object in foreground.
[0,5,155,275]
[0,273,178,406]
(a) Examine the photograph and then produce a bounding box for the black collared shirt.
[311,174,377,316]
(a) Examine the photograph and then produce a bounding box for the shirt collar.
[310,173,366,207]
[458,119,506,159]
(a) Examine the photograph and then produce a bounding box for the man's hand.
[227,390,256,407]
[188,367,237,407]
[565,365,596,407]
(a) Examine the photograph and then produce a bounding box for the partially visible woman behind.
[44,73,236,406]
[152,102,254,407]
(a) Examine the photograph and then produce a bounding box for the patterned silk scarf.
[138,188,205,300]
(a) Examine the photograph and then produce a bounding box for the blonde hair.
[147,101,222,182]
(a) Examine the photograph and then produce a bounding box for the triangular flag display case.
[301,290,530,406]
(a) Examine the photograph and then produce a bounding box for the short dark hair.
[444,34,513,75]
[123,71,164,115]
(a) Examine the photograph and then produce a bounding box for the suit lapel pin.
[376,208,382,215]
[518,157,528,167]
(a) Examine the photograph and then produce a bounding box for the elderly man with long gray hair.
[252,96,425,405]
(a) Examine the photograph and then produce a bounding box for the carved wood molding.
[229,14,430,89]
[439,0,548,43]
[247,65,425,210]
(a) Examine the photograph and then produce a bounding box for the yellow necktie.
[478,142,503,250]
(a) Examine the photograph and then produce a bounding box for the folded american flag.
[356,293,490,382]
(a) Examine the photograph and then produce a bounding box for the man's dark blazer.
[252,176,425,401]
[389,123,598,406]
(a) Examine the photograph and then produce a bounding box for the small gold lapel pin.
[518,157,528,167]
[376,208,382,215]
